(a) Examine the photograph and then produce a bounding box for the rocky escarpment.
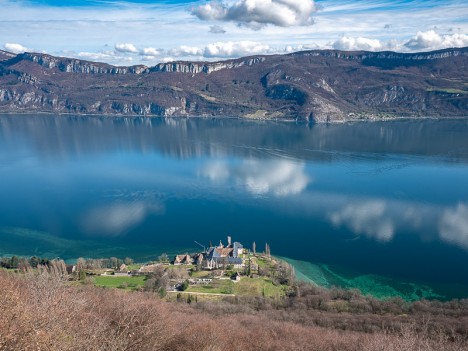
[6,52,266,76]
[6,53,148,74]
[151,57,265,74]
[0,47,467,122]
[291,48,468,61]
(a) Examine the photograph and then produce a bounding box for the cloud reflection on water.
[324,197,468,250]
[329,201,395,242]
[81,200,164,236]
[439,203,468,250]
[201,157,468,251]
[202,159,310,196]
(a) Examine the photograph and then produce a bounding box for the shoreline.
[280,256,453,302]
[1,111,467,124]
[1,247,466,301]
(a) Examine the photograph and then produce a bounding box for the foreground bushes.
[0,271,466,351]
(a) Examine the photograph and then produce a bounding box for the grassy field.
[186,279,234,294]
[190,270,211,278]
[233,277,286,298]
[186,276,286,298]
[255,257,270,268]
[94,275,146,290]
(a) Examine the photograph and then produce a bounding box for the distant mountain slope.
[0,50,16,61]
[0,48,467,122]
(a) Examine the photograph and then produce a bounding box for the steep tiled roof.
[215,248,233,257]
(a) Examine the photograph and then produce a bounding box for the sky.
[1,0,467,66]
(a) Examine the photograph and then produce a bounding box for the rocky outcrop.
[7,52,265,76]
[151,56,265,74]
[292,47,468,61]
[0,47,466,122]
[7,53,149,75]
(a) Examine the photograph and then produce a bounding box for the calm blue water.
[1,115,467,299]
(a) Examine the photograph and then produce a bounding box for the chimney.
[227,236,232,246]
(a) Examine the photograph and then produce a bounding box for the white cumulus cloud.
[441,33,468,48]
[192,0,317,28]
[330,31,468,53]
[76,51,133,63]
[332,36,383,51]
[168,45,203,57]
[204,40,270,58]
[193,1,227,21]
[88,41,273,61]
[404,30,443,50]
[404,30,468,50]
[439,203,468,250]
[141,47,164,56]
[4,43,31,54]
[115,43,139,53]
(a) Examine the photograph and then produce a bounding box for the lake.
[1,115,467,300]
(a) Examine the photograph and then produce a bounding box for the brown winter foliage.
[209,282,468,337]
[0,270,467,351]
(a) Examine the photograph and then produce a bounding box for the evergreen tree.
[158,287,167,298]
[79,270,86,281]
[181,280,189,291]
[10,256,19,269]
[29,256,39,268]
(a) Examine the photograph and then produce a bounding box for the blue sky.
[1,0,467,65]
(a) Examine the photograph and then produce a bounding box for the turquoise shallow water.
[281,257,444,301]
[0,115,467,300]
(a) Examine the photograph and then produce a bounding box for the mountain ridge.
[0,47,467,122]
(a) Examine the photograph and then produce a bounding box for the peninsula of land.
[1,235,467,351]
